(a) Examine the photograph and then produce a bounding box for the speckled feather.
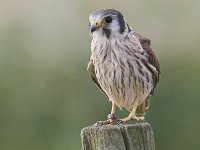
[87,8,160,112]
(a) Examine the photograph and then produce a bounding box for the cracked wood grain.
[81,122,155,150]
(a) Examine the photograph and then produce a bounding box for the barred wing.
[133,32,160,94]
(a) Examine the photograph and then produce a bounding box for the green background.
[0,0,200,150]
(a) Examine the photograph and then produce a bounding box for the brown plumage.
[88,8,160,124]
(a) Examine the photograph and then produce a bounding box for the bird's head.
[89,8,128,39]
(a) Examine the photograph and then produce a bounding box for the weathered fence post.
[81,122,155,150]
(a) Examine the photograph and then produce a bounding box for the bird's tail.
[135,97,150,116]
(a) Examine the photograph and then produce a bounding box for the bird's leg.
[95,101,117,125]
[111,101,116,114]
[121,100,145,123]
[108,101,117,122]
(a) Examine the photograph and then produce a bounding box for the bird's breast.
[91,38,153,108]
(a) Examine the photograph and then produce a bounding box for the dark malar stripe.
[102,28,111,39]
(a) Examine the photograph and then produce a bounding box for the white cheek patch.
[110,19,120,31]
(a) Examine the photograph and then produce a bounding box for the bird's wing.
[133,32,160,95]
[87,60,108,97]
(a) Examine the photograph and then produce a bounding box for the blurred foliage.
[0,0,200,150]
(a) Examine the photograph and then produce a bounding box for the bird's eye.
[104,16,113,23]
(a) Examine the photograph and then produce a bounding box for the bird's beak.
[90,20,102,33]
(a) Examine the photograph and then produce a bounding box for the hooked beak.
[90,21,102,33]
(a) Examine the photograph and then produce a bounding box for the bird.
[87,8,160,125]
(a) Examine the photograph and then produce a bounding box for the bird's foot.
[94,114,117,126]
[120,115,145,123]
[94,120,112,126]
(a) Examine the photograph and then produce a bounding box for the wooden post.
[81,122,155,150]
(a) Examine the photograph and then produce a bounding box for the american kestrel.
[87,8,160,124]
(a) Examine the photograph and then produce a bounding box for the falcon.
[87,8,160,124]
